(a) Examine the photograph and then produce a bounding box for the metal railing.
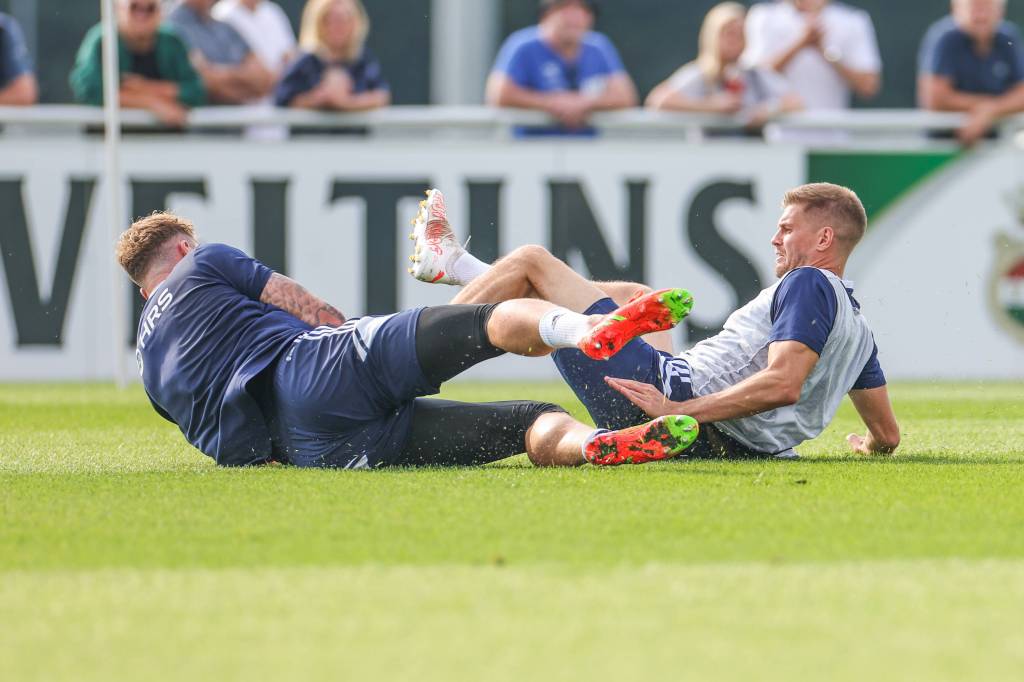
[0,104,981,143]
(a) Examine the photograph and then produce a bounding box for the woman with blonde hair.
[274,0,390,110]
[646,2,801,131]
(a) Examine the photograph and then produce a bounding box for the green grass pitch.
[2,381,1023,681]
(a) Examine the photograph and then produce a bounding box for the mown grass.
[1,382,1023,681]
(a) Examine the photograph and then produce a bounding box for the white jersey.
[681,267,877,454]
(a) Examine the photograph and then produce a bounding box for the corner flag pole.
[101,0,129,388]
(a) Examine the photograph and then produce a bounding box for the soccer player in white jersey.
[407,183,900,458]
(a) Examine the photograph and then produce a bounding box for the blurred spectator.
[919,0,1024,145]
[212,0,297,97]
[485,0,638,134]
[743,0,881,110]
[274,0,390,111]
[646,2,801,133]
[70,0,204,127]
[167,0,273,104]
[0,12,38,105]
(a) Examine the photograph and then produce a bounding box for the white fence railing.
[0,104,988,144]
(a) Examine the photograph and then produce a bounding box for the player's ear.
[178,239,194,257]
[818,226,835,251]
[140,287,150,300]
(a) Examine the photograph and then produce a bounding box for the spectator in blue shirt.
[167,0,273,104]
[919,0,1024,144]
[0,12,37,105]
[485,0,637,134]
[275,0,389,111]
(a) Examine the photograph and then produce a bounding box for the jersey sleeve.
[592,33,626,75]
[0,14,33,87]
[844,10,882,72]
[361,50,389,91]
[274,52,317,105]
[918,22,955,78]
[1003,24,1024,85]
[490,32,533,87]
[768,268,838,355]
[851,342,886,389]
[193,243,274,300]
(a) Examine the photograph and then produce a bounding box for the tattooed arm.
[259,272,346,327]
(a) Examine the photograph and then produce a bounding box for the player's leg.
[390,398,581,466]
[592,281,675,354]
[390,397,699,468]
[413,292,691,389]
[406,189,675,354]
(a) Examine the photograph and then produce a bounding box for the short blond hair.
[782,183,867,248]
[115,211,197,286]
[299,0,370,62]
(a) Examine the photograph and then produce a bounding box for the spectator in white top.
[743,0,881,110]
[646,2,802,133]
[212,0,297,97]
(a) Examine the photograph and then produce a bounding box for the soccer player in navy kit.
[409,183,901,459]
[116,210,701,469]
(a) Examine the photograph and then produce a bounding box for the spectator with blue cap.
[486,0,637,135]
[919,0,1024,144]
[0,11,37,105]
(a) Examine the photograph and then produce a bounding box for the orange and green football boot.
[584,415,699,466]
[578,288,694,361]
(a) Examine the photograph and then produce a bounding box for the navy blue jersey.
[274,49,388,107]
[136,243,310,465]
[768,267,885,390]
[918,16,1024,96]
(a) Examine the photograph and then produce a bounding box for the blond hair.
[115,211,197,286]
[299,0,369,62]
[783,183,867,248]
[695,2,746,83]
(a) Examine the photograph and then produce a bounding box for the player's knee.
[521,401,567,427]
[606,282,651,306]
[508,244,555,272]
[522,403,572,466]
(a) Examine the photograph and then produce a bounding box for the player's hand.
[605,376,679,418]
[707,92,744,115]
[799,20,825,50]
[150,99,189,128]
[846,432,894,456]
[958,103,997,146]
[845,433,871,454]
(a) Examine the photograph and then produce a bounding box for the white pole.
[101,0,129,388]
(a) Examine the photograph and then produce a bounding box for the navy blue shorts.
[261,308,439,468]
[552,297,694,430]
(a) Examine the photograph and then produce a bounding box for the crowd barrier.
[0,106,1021,380]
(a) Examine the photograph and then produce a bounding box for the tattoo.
[260,273,346,328]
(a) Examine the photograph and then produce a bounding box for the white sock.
[450,251,491,286]
[538,307,593,349]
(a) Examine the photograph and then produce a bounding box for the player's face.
[771,204,822,278]
[545,1,595,46]
[322,0,357,52]
[954,0,1004,40]
[718,18,746,64]
[792,0,828,13]
[118,0,162,38]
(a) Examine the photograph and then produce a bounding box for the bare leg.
[524,411,592,466]
[485,298,597,357]
[452,244,607,312]
[454,245,675,353]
